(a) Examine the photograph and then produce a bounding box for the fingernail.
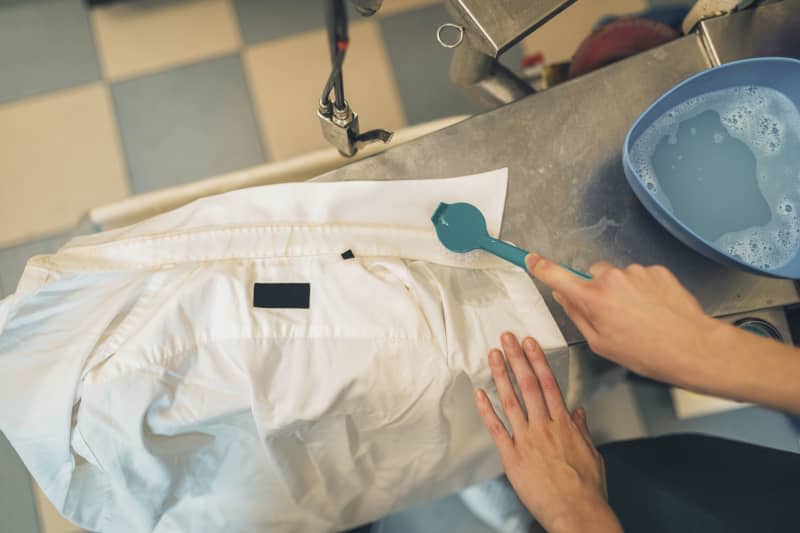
[577,407,586,418]
[489,349,502,365]
[474,389,484,402]
[525,253,541,272]
[552,292,563,305]
[524,337,536,350]
[501,331,515,344]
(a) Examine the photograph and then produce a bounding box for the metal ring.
[436,23,464,48]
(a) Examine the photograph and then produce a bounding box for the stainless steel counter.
[316,0,800,346]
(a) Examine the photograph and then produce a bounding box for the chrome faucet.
[318,0,394,157]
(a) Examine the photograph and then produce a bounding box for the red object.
[522,52,545,68]
[336,38,349,51]
[568,17,678,79]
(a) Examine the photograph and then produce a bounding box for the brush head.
[431,201,489,253]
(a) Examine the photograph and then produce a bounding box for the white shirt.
[0,169,566,532]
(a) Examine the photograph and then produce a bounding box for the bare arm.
[692,319,800,413]
[526,254,800,415]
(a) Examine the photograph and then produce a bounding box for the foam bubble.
[630,84,800,269]
[778,198,794,216]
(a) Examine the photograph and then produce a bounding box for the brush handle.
[482,237,528,269]
[482,237,592,279]
[559,263,593,280]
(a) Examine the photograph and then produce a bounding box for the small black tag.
[341,249,355,260]
[253,283,310,309]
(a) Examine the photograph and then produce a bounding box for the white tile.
[91,0,242,81]
[0,83,129,247]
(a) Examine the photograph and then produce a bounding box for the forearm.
[683,319,800,415]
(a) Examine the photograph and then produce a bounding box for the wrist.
[684,318,800,412]
[662,314,728,391]
[679,317,743,394]
[548,499,621,533]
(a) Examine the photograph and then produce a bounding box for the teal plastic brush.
[431,202,592,279]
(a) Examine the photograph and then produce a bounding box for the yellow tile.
[520,0,647,64]
[0,83,129,247]
[91,0,242,81]
[377,0,441,17]
[244,20,406,161]
[32,481,85,533]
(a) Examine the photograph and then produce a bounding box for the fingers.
[488,348,529,433]
[588,261,615,278]
[571,407,595,448]
[526,254,590,306]
[500,332,548,422]
[553,291,598,341]
[522,337,568,420]
[474,388,515,461]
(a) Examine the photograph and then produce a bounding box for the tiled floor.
[111,53,265,193]
[0,0,101,104]
[233,0,329,45]
[4,1,798,533]
[91,0,242,81]
[0,83,128,246]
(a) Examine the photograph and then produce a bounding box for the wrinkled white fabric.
[0,169,567,532]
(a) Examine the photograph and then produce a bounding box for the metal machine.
[319,0,574,156]
[319,0,572,155]
[316,0,800,404]
[319,0,770,156]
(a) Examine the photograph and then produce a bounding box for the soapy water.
[631,85,800,270]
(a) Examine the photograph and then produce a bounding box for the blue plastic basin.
[623,57,800,279]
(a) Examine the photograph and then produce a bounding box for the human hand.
[526,255,720,388]
[474,332,622,533]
